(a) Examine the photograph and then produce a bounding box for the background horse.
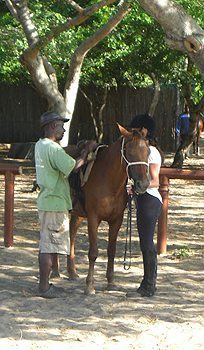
[193,118,204,155]
[65,124,150,295]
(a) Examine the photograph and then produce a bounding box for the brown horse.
[64,124,150,295]
[193,118,204,155]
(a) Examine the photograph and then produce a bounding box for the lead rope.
[121,136,148,269]
[123,193,132,270]
[123,192,137,270]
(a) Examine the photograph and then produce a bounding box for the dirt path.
[0,155,204,350]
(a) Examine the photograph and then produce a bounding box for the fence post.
[157,175,169,254]
[4,171,15,247]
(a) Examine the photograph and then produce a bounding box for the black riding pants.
[136,192,162,251]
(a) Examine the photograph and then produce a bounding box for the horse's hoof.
[68,271,79,281]
[84,286,96,295]
[50,270,61,279]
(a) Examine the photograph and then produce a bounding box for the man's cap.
[129,113,156,140]
[40,111,69,127]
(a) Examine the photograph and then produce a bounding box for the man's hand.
[82,140,98,154]
[74,140,98,172]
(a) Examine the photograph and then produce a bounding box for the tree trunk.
[148,73,160,117]
[6,0,131,147]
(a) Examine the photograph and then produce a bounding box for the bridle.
[120,137,149,181]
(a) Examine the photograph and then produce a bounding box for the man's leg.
[37,211,69,297]
[39,252,53,292]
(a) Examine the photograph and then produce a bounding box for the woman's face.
[141,127,148,138]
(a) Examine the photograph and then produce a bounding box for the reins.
[123,192,137,270]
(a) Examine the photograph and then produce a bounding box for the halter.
[120,137,149,180]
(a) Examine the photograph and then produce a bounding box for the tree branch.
[22,0,118,59]
[5,0,19,20]
[138,0,204,75]
[66,0,84,13]
[64,0,132,92]
[6,0,39,46]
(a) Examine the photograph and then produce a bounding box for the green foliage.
[79,4,186,87]
[172,247,192,259]
[0,0,203,104]
[0,0,78,82]
[178,0,204,26]
[78,0,204,98]
[0,1,26,82]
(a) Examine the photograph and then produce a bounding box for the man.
[175,106,190,147]
[35,111,92,298]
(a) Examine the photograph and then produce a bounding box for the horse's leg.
[50,254,60,278]
[194,128,201,156]
[106,216,123,290]
[197,133,200,156]
[193,134,198,155]
[193,139,196,154]
[85,217,99,295]
[67,214,84,280]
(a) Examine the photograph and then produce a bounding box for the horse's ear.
[117,123,132,137]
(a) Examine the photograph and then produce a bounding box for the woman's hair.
[129,113,164,164]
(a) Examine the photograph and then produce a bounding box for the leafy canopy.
[0,0,203,102]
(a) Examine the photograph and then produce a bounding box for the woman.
[127,113,163,297]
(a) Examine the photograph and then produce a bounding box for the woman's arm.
[148,163,160,188]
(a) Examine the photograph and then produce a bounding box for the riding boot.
[137,249,157,297]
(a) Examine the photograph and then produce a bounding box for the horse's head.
[117,123,150,194]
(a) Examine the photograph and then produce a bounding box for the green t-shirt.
[35,138,76,211]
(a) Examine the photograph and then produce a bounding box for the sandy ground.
[0,153,204,350]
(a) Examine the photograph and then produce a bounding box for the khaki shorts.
[38,211,70,255]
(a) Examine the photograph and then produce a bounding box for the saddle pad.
[80,145,108,187]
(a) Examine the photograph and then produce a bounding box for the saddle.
[80,144,107,187]
[68,142,107,213]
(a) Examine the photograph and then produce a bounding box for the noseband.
[120,137,149,181]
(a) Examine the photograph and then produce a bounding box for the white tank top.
[146,146,162,203]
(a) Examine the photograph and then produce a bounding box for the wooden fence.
[0,84,180,152]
